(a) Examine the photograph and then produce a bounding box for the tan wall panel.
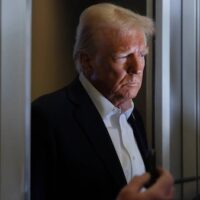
[32,0,76,100]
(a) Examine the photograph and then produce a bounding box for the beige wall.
[31,0,76,100]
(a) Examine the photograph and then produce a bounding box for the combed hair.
[73,3,154,73]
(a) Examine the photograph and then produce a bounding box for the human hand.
[116,168,174,200]
[146,168,174,199]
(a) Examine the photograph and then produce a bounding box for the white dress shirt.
[79,73,146,183]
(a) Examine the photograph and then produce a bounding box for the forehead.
[98,28,147,53]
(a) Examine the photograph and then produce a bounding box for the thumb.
[129,173,151,191]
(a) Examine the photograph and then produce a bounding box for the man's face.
[86,29,147,108]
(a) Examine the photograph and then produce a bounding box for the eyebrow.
[114,46,149,57]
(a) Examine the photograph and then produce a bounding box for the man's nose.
[127,54,144,74]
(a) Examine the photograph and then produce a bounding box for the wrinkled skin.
[81,28,148,111]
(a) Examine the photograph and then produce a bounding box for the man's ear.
[79,53,93,77]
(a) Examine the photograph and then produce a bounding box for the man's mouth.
[125,82,139,87]
[126,77,141,86]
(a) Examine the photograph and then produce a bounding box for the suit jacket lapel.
[67,78,127,188]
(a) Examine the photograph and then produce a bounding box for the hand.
[116,168,174,200]
[147,168,174,200]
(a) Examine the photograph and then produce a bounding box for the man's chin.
[127,90,139,99]
[118,92,138,106]
[123,84,141,95]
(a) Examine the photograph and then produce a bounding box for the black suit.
[31,77,150,200]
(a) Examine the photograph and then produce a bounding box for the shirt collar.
[79,73,134,119]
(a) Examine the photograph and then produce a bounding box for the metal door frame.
[0,0,32,199]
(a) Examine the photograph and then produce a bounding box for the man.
[31,3,174,200]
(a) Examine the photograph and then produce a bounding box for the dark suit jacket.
[31,77,150,200]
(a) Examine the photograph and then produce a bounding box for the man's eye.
[118,57,127,60]
[117,55,128,59]
[113,55,127,62]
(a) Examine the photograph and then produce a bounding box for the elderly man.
[31,3,174,200]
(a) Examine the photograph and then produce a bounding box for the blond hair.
[73,3,154,72]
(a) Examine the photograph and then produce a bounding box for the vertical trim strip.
[24,0,32,199]
[180,1,183,198]
[155,0,171,169]
[146,0,153,147]
[0,0,31,199]
[196,0,200,194]
[182,0,197,198]
[0,0,2,195]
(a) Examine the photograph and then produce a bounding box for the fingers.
[128,173,151,191]
[158,168,174,187]
[116,173,151,200]
[117,170,174,200]
[151,167,174,187]
[147,169,174,200]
